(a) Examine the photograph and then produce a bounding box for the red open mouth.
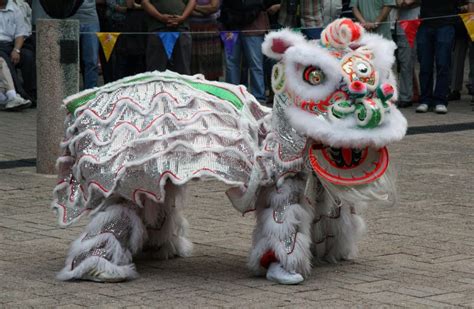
[308,143,389,185]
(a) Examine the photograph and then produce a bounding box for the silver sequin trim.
[281,232,297,254]
[71,244,108,270]
[273,204,290,224]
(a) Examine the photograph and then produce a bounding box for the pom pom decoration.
[355,98,384,128]
[348,81,368,99]
[331,100,356,120]
[376,83,395,110]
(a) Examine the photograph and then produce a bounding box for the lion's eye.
[355,62,372,77]
[303,66,325,85]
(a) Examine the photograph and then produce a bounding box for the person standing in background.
[351,0,395,40]
[219,0,269,103]
[447,1,471,101]
[118,0,148,78]
[278,0,324,39]
[415,0,457,114]
[70,0,101,89]
[189,0,222,80]
[395,0,419,108]
[322,0,342,26]
[31,0,99,89]
[142,0,196,75]
[104,0,129,81]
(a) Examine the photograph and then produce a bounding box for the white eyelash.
[283,44,342,101]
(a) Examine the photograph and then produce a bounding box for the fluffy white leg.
[142,183,193,260]
[248,178,313,283]
[312,188,366,263]
[57,200,146,282]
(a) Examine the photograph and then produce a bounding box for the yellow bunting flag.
[96,32,121,62]
[460,13,474,41]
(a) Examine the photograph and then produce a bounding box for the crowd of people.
[0,0,473,114]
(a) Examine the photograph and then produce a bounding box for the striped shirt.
[278,0,324,28]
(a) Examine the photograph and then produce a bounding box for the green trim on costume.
[66,92,97,113]
[183,80,244,110]
[65,73,245,114]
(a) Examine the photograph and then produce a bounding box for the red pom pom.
[260,250,278,268]
[271,38,290,54]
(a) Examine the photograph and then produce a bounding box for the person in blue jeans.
[416,0,457,114]
[70,0,100,89]
[220,1,269,103]
[31,0,100,89]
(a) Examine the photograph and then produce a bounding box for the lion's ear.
[262,28,306,60]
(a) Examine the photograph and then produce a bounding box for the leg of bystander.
[80,23,100,89]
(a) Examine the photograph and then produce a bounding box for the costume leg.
[142,182,193,260]
[312,187,366,263]
[57,199,146,282]
[248,178,313,284]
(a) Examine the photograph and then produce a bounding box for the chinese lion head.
[263,18,407,186]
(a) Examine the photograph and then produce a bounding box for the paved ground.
[0,97,473,308]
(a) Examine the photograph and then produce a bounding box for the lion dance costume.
[53,19,406,284]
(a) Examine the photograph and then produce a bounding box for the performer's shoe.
[266,262,304,285]
[81,268,128,283]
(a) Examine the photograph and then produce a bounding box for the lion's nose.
[348,81,368,99]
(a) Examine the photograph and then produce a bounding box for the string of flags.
[96,13,474,62]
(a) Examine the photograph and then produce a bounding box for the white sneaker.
[416,103,429,113]
[266,262,304,285]
[0,96,31,111]
[434,104,448,114]
[81,268,127,283]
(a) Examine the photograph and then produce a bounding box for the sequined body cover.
[52,71,285,226]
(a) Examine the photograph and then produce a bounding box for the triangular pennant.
[219,31,239,57]
[96,32,120,62]
[157,32,180,60]
[460,13,474,41]
[399,19,421,48]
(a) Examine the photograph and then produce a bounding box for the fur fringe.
[58,202,145,281]
[286,105,407,149]
[57,256,138,281]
